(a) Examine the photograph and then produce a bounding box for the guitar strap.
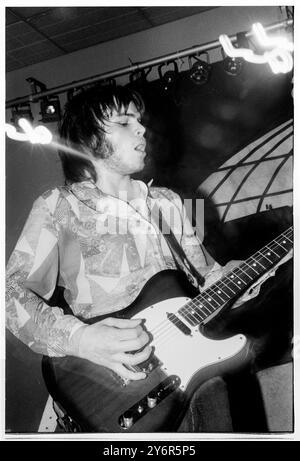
[150,200,205,288]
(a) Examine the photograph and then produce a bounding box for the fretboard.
[178,226,293,327]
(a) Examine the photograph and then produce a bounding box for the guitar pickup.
[167,312,192,335]
[119,375,181,429]
[126,349,161,376]
[132,353,161,374]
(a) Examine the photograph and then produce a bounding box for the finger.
[114,363,147,381]
[113,346,152,366]
[102,317,143,329]
[117,325,144,341]
[117,331,150,352]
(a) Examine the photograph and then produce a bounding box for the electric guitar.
[42,226,293,432]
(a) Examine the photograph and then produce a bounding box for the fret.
[190,298,210,317]
[249,255,266,271]
[179,302,205,326]
[208,288,228,304]
[189,309,206,323]
[196,293,220,311]
[223,275,244,292]
[217,281,236,296]
[214,284,231,300]
[244,259,260,276]
[180,305,201,325]
[236,264,254,281]
[202,292,222,308]
[187,300,205,321]
[177,226,293,328]
[259,250,279,266]
[231,270,248,286]
[200,303,214,315]
[277,240,289,251]
[267,243,288,258]
[277,237,293,251]
[265,245,280,258]
[196,301,211,316]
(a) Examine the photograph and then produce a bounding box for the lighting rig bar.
[6,18,293,109]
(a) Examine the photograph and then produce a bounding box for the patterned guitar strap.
[150,200,205,289]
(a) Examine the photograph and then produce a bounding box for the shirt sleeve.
[6,195,85,357]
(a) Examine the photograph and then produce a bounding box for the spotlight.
[129,68,151,89]
[97,78,117,89]
[11,104,33,126]
[189,52,211,85]
[40,96,61,123]
[222,49,244,76]
[158,61,179,92]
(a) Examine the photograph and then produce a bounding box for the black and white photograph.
[3,3,297,442]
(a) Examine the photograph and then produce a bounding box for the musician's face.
[100,102,147,175]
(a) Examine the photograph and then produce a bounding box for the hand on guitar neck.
[69,317,152,381]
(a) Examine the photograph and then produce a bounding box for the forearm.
[6,278,86,356]
[6,194,87,356]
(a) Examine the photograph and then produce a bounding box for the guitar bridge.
[128,353,161,375]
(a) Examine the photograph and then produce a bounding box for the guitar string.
[134,228,293,370]
[150,231,293,345]
[173,227,293,323]
[50,229,292,376]
[147,229,293,345]
[151,242,293,351]
[171,227,293,327]
[153,228,293,335]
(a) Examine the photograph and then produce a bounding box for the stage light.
[158,61,179,92]
[222,49,244,76]
[40,96,61,123]
[189,52,211,85]
[129,68,151,89]
[11,104,34,126]
[97,78,117,88]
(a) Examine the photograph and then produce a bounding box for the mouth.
[135,142,146,153]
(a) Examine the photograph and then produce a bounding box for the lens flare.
[219,22,293,75]
[6,118,53,144]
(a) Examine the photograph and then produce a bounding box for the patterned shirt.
[6,180,218,357]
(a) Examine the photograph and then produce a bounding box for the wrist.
[68,324,89,357]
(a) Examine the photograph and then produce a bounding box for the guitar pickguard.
[132,296,247,391]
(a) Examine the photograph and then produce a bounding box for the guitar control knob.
[122,411,134,429]
[147,392,157,408]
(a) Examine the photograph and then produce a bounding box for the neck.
[94,162,134,199]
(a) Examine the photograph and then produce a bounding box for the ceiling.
[6,6,218,73]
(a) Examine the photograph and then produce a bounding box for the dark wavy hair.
[58,85,144,183]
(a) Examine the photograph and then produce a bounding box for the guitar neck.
[178,226,293,327]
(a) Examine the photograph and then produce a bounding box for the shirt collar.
[68,179,154,211]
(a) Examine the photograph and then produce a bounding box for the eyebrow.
[114,112,140,118]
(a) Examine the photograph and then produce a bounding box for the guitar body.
[43,270,248,432]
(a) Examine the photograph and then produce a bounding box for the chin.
[132,160,145,173]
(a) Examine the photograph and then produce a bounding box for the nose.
[136,120,146,137]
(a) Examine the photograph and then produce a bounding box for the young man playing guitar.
[6,85,292,432]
